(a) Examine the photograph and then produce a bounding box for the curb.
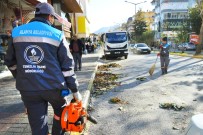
[153,50,203,59]
[82,64,98,109]
[82,50,103,109]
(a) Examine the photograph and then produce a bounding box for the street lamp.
[124,1,147,15]
[125,0,147,42]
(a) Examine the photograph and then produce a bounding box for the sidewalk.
[0,51,101,135]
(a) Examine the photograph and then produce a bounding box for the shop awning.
[62,0,83,13]
[24,0,40,6]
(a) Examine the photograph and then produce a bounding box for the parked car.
[133,43,151,54]
[178,42,196,51]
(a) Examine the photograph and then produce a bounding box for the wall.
[75,0,90,38]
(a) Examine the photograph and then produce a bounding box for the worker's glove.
[73,91,82,102]
[61,89,70,104]
[157,53,160,56]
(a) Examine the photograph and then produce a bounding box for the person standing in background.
[157,37,170,75]
[11,16,19,28]
[69,34,85,71]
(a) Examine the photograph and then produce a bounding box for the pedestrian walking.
[69,34,85,71]
[157,37,170,75]
[11,16,19,28]
[4,3,82,135]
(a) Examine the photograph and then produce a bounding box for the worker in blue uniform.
[157,37,170,75]
[5,3,81,135]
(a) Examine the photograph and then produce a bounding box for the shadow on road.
[82,56,99,63]
[0,102,24,121]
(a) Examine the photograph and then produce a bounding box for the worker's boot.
[161,68,165,75]
[165,68,168,74]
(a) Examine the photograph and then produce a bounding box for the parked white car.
[178,42,196,51]
[133,43,151,54]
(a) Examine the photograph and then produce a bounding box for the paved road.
[0,51,101,135]
[88,52,203,135]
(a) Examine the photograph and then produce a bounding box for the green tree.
[175,21,191,53]
[136,31,155,46]
[176,21,190,43]
[189,6,202,35]
[133,10,147,41]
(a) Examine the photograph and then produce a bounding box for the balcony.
[163,12,189,20]
[162,18,188,31]
[161,2,188,12]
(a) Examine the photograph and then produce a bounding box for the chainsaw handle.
[70,98,82,105]
[71,98,76,103]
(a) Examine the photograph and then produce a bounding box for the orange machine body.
[61,101,87,133]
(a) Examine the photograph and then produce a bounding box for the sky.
[88,0,153,32]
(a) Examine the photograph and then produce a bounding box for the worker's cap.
[162,37,167,42]
[35,3,57,19]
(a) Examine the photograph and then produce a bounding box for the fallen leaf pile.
[107,63,121,68]
[98,63,121,71]
[159,103,185,111]
[97,65,110,71]
[109,97,128,104]
[92,63,122,96]
[92,72,120,96]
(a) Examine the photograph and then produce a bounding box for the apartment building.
[151,0,196,41]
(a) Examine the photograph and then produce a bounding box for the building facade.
[50,0,83,39]
[39,0,90,39]
[0,0,39,35]
[151,0,196,41]
[0,0,91,40]
[75,0,90,38]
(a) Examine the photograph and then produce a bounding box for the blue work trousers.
[20,90,65,135]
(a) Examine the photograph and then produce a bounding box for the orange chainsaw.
[61,99,97,133]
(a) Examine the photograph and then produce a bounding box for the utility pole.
[125,1,147,42]
[124,1,147,15]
